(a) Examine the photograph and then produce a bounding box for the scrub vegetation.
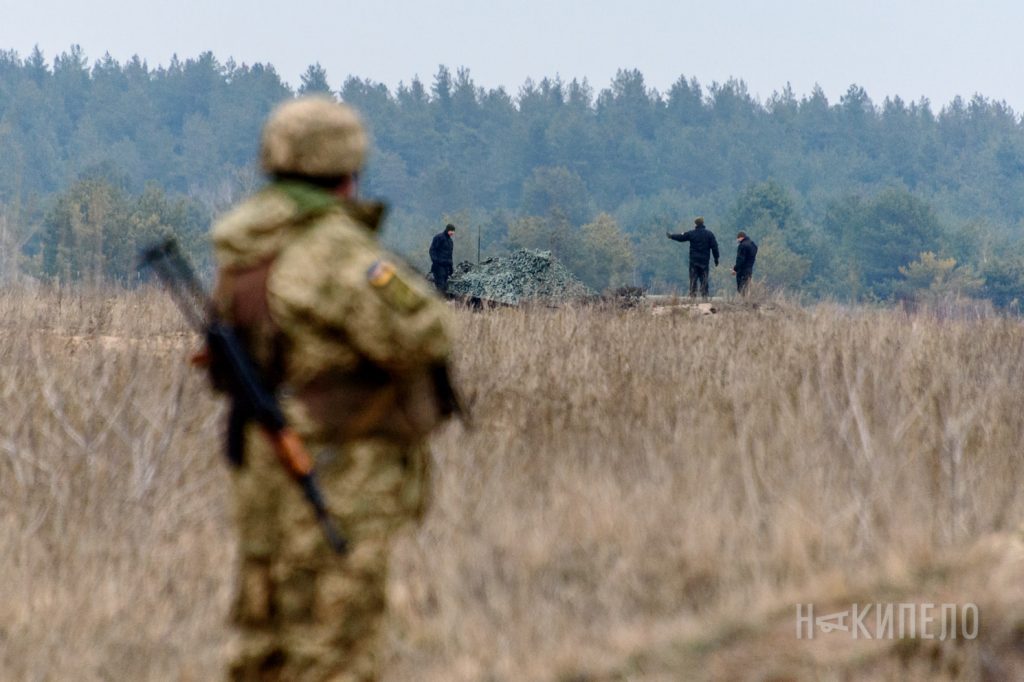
[2,286,1022,680]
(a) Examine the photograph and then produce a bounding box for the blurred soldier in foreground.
[732,231,759,295]
[667,217,720,297]
[210,96,455,681]
[428,223,455,294]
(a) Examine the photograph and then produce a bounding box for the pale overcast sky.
[1,0,1021,111]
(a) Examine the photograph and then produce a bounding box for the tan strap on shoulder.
[213,256,287,384]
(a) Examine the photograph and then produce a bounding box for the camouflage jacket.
[211,180,454,442]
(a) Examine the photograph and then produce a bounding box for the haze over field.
[4,5,1024,680]
[3,0,1024,112]
[4,2,1024,306]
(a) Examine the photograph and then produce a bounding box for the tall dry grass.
[0,286,231,680]
[1,287,1023,680]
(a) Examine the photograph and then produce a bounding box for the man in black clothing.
[667,217,720,297]
[429,223,455,294]
[732,231,758,295]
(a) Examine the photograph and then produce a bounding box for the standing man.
[209,96,455,681]
[667,217,720,297]
[429,223,455,294]
[732,231,759,295]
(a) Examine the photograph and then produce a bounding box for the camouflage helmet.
[260,96,368,178]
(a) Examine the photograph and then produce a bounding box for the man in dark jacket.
[732,231,758,294]
[429,223,455,293]
[667,217,720,297]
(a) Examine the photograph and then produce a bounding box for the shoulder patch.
[367,259,427,313]
[367,259,396,287]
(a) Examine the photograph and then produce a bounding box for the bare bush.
[0,285,230,680]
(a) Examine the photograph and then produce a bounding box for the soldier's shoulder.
[289,207,379,258]
[273,213,438,316]
[211,188,301,266]
[272,210,386,290]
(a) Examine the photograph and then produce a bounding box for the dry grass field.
[2,286,1024,681]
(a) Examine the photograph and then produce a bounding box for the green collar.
[272,180,387,232]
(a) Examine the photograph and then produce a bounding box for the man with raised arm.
[667,216,720,297]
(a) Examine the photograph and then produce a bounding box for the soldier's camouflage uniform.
[211,176,452,681]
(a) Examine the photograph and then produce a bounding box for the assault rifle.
[140,238,347,554]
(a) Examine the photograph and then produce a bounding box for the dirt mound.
[570,528,1024,681]
[447,249,594,305]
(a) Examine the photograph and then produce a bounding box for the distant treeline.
[3,46,1024,304]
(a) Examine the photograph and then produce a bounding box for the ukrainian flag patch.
[366,259,426,312]
[367,259,396,287]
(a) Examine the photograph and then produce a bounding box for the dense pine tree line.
[2,46,1024,303]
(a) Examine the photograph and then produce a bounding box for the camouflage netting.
[446,249,594,305]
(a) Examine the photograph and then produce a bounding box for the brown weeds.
[1,288,1022,680]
